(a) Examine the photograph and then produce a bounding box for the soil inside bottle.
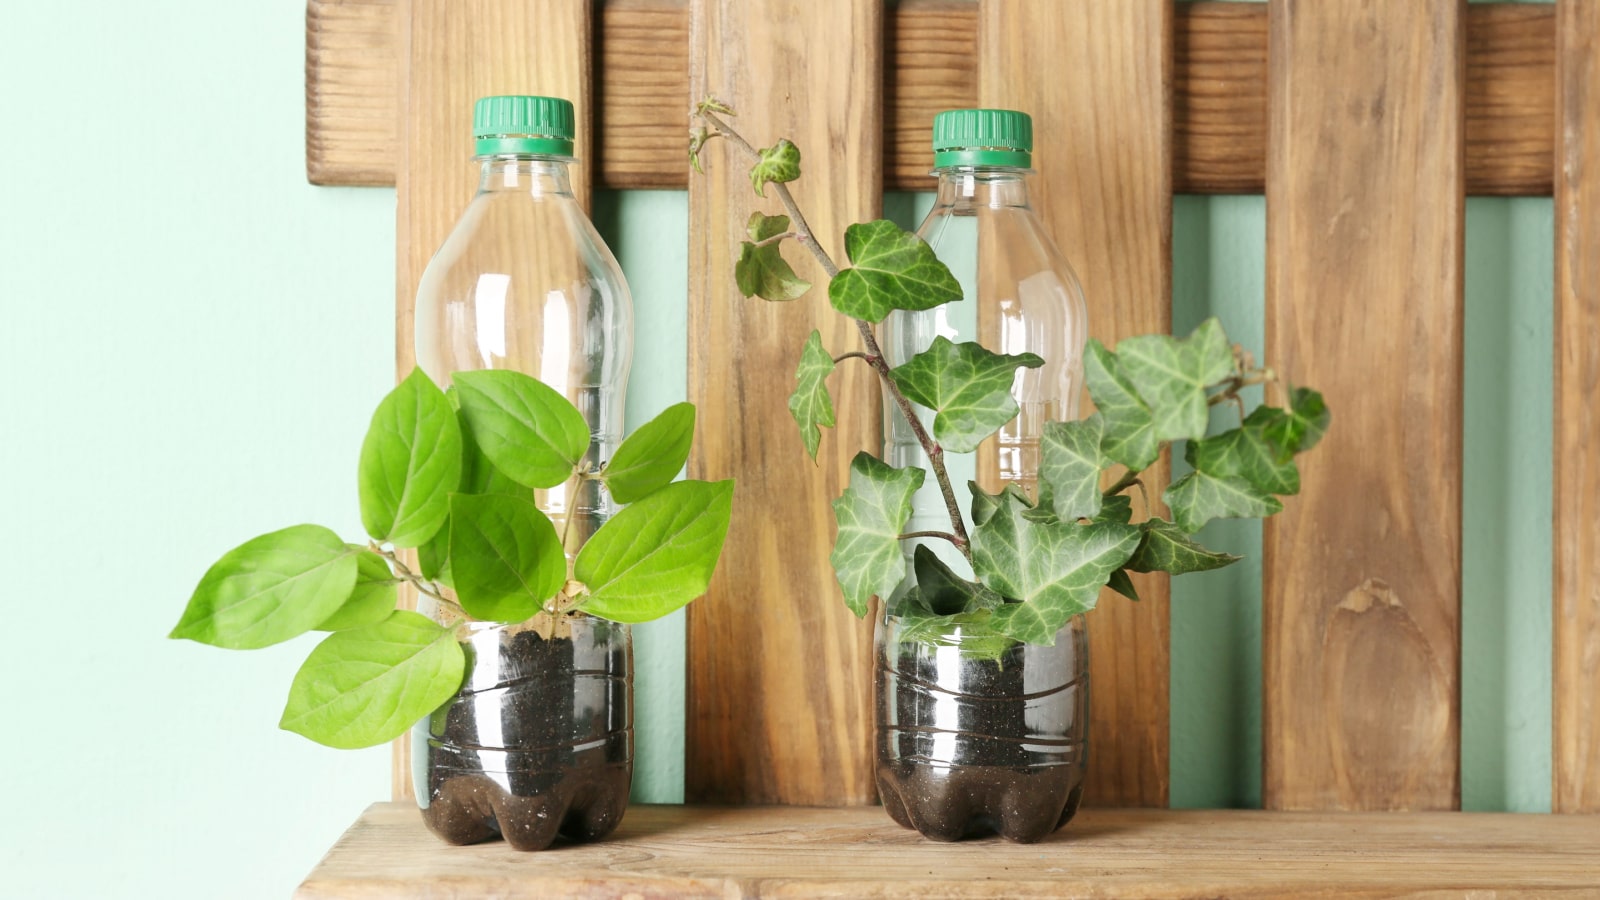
[876,641,1085,843]
[418,625,631,851]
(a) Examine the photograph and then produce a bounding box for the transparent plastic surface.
[875,615,1088,842]
[413,616,633,850]
[883,168,1088,565]
[414,156,634,547]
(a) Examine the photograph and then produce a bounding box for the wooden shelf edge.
[307,1,1555,196]
[297,802,1600,898]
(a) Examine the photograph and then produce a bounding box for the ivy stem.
[696,106,972,562]
[1102,469,1142,498]
[750,231,798,249]
[899,530,965,549]
[368,542,469,621]
[833,351,874,365]
[1208,367,1276,406]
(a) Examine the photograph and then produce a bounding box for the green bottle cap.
[932,108,1032,169]
[473,95,576,157]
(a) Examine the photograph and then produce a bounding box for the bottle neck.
[475,156,575,197]
[932,167,1033,209]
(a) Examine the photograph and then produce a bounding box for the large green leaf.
[317,548,399,631]
[889,603,1015,661]
[603,402,695,504]
[170,524,358,649]
[448,493,567,623]
[575,479,734,623]
[971,494,1140,645]
[1188,423,1300,496]
[827,220,962,323]
[1115,317,1235,442]
[1248,387,1331,462]
[453,369,589,489]
[912,544,1003,616]
[1163,470,1282,533]
[830,454,926,616]
[358,368,461,548]
[735,213,810,302]
[750,139,801,196]
[1126,519,1240,575]
[279,611,464,749]
[417,406,526,585]
[1084,340,1158,470]
[888,337,1044,453]
[1040,417,1107,521]
[788,330,836,461]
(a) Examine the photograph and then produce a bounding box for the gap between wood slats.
[307,1,1556,196]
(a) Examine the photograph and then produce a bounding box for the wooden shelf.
[297,802,1600,898]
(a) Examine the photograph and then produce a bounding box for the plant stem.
[1209,367,1276,406]
[750,231,798,248]
[833,351,874,365]
[899,530,962,547]
[697,107,972,559]
[1103,469,1141,498]
[559,469,588,562]
[368,542,468,620]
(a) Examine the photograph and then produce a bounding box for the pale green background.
[0,0,1551,897]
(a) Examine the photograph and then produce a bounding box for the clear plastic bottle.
[410,95,635,851]
[876,109,1092,843]
[414,95,634,549]
[883,108,1088,566]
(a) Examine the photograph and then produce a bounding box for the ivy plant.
[170,367,733,748]
[690,98,1327,651]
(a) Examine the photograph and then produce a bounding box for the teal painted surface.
[592,190,690,804]
[0,2,393,898]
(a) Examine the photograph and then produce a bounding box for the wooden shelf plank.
[297,802,1600,898]
[307,1,1555,195]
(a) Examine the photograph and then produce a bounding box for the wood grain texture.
[390,0,591,799]
[299,802,1600,898]
[1554,0,1600,815]
[307,0,397,186]
[307,2,1557,195]
[1263,0,1464,811]
[684,0,882,806]
[981,0,1172,809]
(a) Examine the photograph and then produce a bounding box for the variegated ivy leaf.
[1107,569,1140,602]
[788,330,836,461]
[1094,494,1134,525]
[1187,422,1300,497]
[1126,519,1240,576]
[1084,339,1159,470]
[830,454,926,617]
[1040,416,1106,521]
[912,544,1003,616]
[971,492,1140,645]
[969,480,1035,528]
[889,337,1044,453]
[750,138,801,196]
[1247,387,1331,462]
[1115,317,1235,442]
[734,212,810,302]
[1163,469,1282,533]
[828,220,963,323]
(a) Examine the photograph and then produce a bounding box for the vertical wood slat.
[1554,0,1600,814]
[307,0,397,186]
[979,0,1174,808]
[391,0,592,800]
[685,0,883,807]
[1263,0,1464,811]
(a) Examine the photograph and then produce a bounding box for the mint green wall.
[0,1,1555,898]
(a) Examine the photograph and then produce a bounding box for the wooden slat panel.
[684,0,882,806]
[1554,0,1600,815]
[306,2,1556,196]
[391,0,592,800]
[306,0,397,186]
[1263,0,1463,811]
[980,0,1173,809]
[301,803,1600,898]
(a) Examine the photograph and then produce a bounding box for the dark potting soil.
[418,625,632,851]
[876,643,1086,843]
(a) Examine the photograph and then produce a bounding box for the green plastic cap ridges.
[932,108,1032,169]
[473,95,576,157]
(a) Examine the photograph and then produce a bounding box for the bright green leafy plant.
[171,367,733,747]
[690,99,1327,650]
